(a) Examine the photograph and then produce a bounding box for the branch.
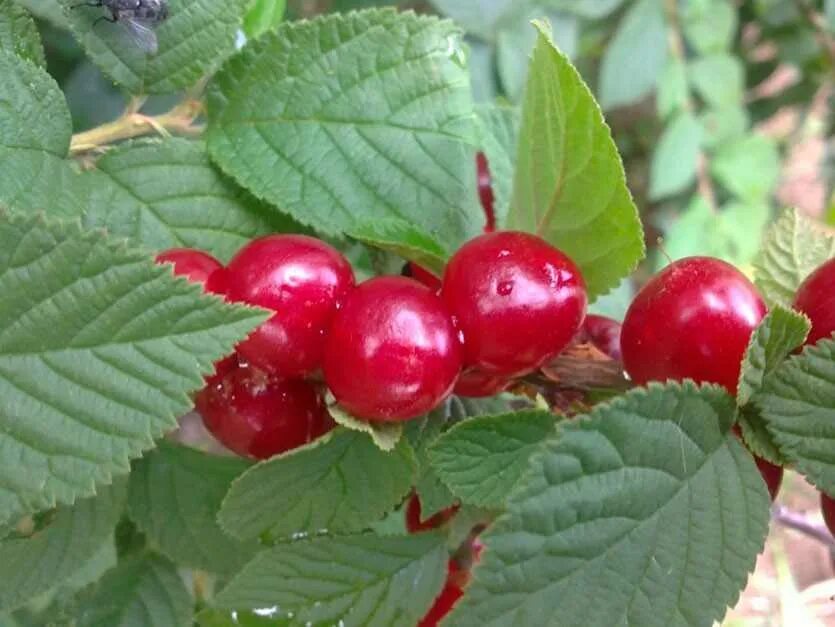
[772,504,835,548]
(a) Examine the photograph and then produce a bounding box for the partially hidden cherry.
[223,235,355,377]
[323,276,462,421]
[476,152,496,233]
[419,561,465,627]
[822,492,835,537]
[441,231,587,377]
[195,365,333,460]
[403,262,442,292]
[155,248,223,289]
[754,456,783,501]
[405,493,459,533]
[453,368,510,398]
[578,314,622,361]
[793,257,835,346]
[620,257,766,394]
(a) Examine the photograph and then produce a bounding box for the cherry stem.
[772,504,835,549]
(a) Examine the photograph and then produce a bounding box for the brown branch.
[773,505,835,548]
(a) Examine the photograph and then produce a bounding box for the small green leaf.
[509,20,645,299]
[711,135,779,203]
[759,338,835,495]
[127,442,259,575]
[219,428,416,542]
[0,481,125,612]
[753,209,835,308]
[447,382,771,627]
[689,54,744,108]
[549,0,624,19]
[429,410,556,508]
[475,104,518,230]
[208,9,482,251]
[0,0,44,66]
[214,533,447,625]
[598,0,668,110]
[427,0,515,39]
[15,0,68,28]
[683,0,738,53]
[329,404,404,452]
[649,112,702,200]
[73,553,192,627]
[0,212,268,526]
[347,217,448,277]
[737,405,785,466]
[242,0,285,39]
[656,58,689,119]
[698,105,749,148]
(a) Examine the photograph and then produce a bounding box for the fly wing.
[122,17,158,54]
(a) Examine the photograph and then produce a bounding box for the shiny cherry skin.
[405,494,459,533]
[754,456,783,501]
[476,152,496,232]
[821,492,835,537]
[223,235,355,377]
[323,276,462,421]
[403,262,442,292]
[454,368,510,398]
[578,314,622,361]
[155,248,223,289]
[441,231,587,377]
[793,257,835,346]
[195,365,333,459]
[621,257,766,394]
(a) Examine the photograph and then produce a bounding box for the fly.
[73,0,168,55]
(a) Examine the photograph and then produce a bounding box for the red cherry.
[224,235,355,377]
[155,248,223,288]
[754,456,783,501]
[821,492,835,537]
[476,152,496,232]
[195,366,333,459]
[419,579,463,627]
[405,494,459,533]
[578,314,622,361]
[404,262,442,292]
[441,231,587,377]
[793,257,835,346]
[620,257,766,394]
[453,368,509,398]
[323,276,462,421]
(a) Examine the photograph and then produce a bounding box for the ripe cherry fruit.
[441,231,587,377]
[155,248,223,290]
[195,365,333,460]
[476,152,496,232]
[793,257,835,346]
[821,492,835,537]
[454,368,510,398]
[755,456,783,501]
[323,276,462,421]
[405,493,459,533]
[577,314,622,361]
[620,257,766,394]
[223,235,355,377]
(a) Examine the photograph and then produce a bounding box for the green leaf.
[753,209,835,309]
[429,410,556,508]
[737,406,785,466]
[78,139,297,262]
[447,382,771,627]
[698,105,749,149]
[214,533,447,625]
[127,442,259,575]
[406,409,456,518]
[0,0,44,65]
[347,217,448,277]
[656,58,689,119]
[73,553,192,627]
[712,135,779,203]
[759,339,835,495]
[682,0,738,53]
[0,212,268,526]
[329,403,404,452]
[219,428,416,542]
[508,21,645,299]
[427,0,515,39]
[549,0,624,19]
[738,306,810,406]
[649,112,702,200]
[0,482,125,612]
[689,54,744,108]
[598,0,668,110]
[475,104,518,230]
[207,9,482,252]
[197,609,290,627]
[15,0,68,28]
[242,0,285,39]
[61,0,248,94]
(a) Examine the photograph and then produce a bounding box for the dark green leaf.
[475,104,518,230]
[0,0,44,65]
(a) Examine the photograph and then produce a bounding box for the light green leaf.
[429,410,556,508]
[649,112,702,200]
[61,0,248,94]
[548,0,624,19]
[197,609,291,626]
[127,442,258,575]
[242,0,285,39]
[214,533,447,626]
[405,409,456,518]
[759,339,835,495]
[509,21,645,299]
[447,382,771,627]
[219,428,416,542]
[74,553,192,627]
[475,104,518,230]
[78,139,297,262]
[598,0,667,110]
[347,217,448,277]
[0,0,44,65]
[329,403,403,452]
[753,209,835,308]
[427,0,515,39]
[698,106,749,148]
[737,406,785,466]
[689,54,744,108]
[0,482,125,612]
[208,9,482,252]
[683,0,738,53]
[0,212,268,526]
[656,58,689,119]
[712,135,779,203]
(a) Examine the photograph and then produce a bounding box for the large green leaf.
[475,104,518,230]
[447,382,770,627]
[649,111,701,200]
[128,441,258,575]
[78,139,298,262]
[759,339,835,494]
[207,9,482,252]
[0,0,44,65]
[508,21,644,299]
[61,0,248,94]
[428,410,556,508]
[0,212,268,526]
[219,428,416,542]
[214,533,447,626]
[347,217,448,277]
[0,481,125,612]
[753,209,835,308]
